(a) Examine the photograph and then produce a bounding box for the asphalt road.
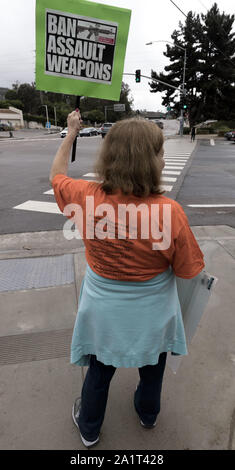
[0,134,101,234]
[0,134,235,234]
[176,139,235,228]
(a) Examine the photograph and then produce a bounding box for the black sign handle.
[71,95,81,162]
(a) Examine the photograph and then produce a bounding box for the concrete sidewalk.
[0,225,235,451]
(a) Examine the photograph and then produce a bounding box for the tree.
[198,3,235,121]
[0,99,24,109]
[4,80,134,126]
[149,3,235,126]
[82,109,105,123]
[80,82,134,122]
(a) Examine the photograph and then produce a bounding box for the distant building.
[0,107,24,129]
[141,111,167,120]
[0,87,9,100]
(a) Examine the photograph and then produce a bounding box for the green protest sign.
[36,0,131,101]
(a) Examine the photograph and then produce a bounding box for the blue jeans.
[77,352,167,441]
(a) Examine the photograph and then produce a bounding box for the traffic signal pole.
[124,73,181,92]
[179,48,187,137]
[125,71,186,135]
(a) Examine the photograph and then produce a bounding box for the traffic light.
[135,69,141,83]
[180,94,188,109]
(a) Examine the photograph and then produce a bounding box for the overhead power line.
[169,0,187,18]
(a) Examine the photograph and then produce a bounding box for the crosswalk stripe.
[44,189,54,195]
[162,170,181,175]
[160,185,173,192]
[161,176,177,182]
[164,156,189,159]
[164,165,184,169]
[164,159,188,163]
[13,201,61,214]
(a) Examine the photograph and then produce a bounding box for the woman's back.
[52,175,204,281]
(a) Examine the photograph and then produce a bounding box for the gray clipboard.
[167,269,218,374]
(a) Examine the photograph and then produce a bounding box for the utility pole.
[146,40,187,136]
[179,48,187,137]
[54,106,57,128]
[42,104,49,132]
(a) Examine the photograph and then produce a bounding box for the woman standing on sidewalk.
[50,111,205,448]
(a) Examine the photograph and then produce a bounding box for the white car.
[60,127,68,138]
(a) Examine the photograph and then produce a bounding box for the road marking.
[164,165,184,169]
[164,157,188,162]
[162,170,181,175]
[164,154,190,157]
[188,204,235,208]
[164,160,188,163]
[160,185,173,192]
[165,157,188,160]
[13,201,61,214]
[83,173,97,177]
[164,155,189,160]
[161,176,177,182]
[44,189,54,195]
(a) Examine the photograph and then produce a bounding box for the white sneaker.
[72,397,99,448]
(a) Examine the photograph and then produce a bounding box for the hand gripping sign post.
[36,0,131,160]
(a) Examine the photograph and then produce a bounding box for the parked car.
[224,130,235,140]
[154,120,164,130]
[79,127,98,137]
[60,127,82,138]
[100,123,113,138]
[0,123,12,131]
[60,127,68,138]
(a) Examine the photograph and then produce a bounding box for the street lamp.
[146,40,187,136]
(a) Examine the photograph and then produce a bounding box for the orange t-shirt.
[52,174,205,281]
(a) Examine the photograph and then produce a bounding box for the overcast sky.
[0,0,234,111]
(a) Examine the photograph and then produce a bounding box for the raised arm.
[49,110,82,183]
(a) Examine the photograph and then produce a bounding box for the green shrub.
[24,113,46,124]
[217,130,228,137]
[24,113,56,126]
[183,127,190,134]
[196,127,215,134]
[210,120,235,130]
